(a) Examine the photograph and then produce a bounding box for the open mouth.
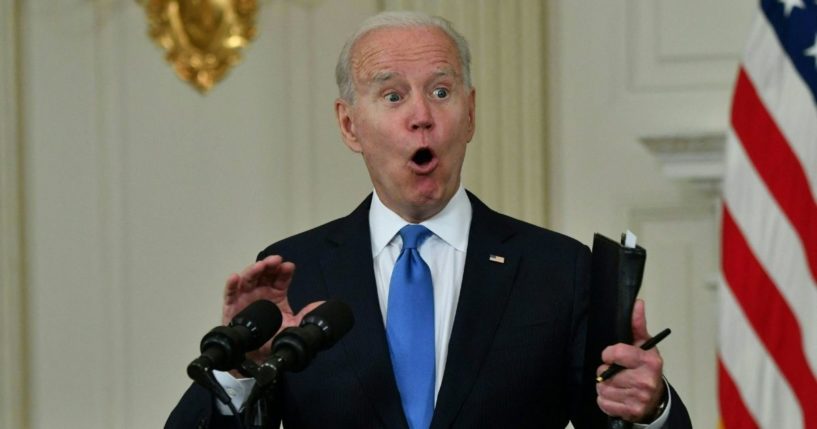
[412,148,434,166]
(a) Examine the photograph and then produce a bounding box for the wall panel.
[628,0,754,91]
[0,0,28,427]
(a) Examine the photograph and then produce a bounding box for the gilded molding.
[140,0,259,93]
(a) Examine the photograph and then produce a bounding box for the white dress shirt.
[369,186,471,402]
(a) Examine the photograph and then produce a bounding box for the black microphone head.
[300,300,354,347]
[229,300,283,350]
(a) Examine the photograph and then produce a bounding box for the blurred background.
[0,0,755,427]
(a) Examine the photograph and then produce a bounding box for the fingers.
[597,377,665,422]
[272,262,296,292]
[222,255,297,324]
[224,272,241,303]
[600,343,663,380]
[596,347,663,383]
[601,343,646,370]
[631,299,651,346]
[227,255,295,295]
[240,255,285,291]
[597,334,665,422]
[223,256,284,305]
[272,300,327,332]
[293,301,325,323]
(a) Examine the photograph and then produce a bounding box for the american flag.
[719,0,817,427]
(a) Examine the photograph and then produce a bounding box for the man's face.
[335,26,476,223]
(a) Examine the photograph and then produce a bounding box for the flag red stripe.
[722,205,817,426]
[731,67,817,282]
[718,357,760,429]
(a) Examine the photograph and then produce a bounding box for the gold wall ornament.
[141,0,259,93]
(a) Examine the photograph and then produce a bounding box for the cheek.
[360,140,400,175]
[437,105,470,135]
[437,118,470,152]
[357,117,399,149]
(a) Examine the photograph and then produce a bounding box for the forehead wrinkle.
[351,37,460,86]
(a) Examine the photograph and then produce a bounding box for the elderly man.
[167,11,691,429]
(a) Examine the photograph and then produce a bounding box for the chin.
[411,185,444,203]
[409,190,450,215]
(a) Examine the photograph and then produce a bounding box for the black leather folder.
[586,233,647,429]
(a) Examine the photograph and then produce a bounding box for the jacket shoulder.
[256,195,371,262]
[468,191,589,256]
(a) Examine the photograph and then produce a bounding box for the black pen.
[595,328,672,383]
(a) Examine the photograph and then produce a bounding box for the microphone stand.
[187,363,247,428]
[235,336,307,428]
[236,355,288,429]
[187,360,233,410]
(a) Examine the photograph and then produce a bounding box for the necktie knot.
[399,224,432,250]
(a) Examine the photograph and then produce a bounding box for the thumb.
[294,300,326,324]
[278,300,325,331]
[631,298,651,346]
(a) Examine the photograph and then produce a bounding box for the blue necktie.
[386,225,435,429]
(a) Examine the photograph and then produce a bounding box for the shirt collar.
[369,186,472,256]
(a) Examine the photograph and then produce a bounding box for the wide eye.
[384,92,402,103]
[432,87,449,99]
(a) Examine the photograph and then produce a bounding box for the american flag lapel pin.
[489,254,505,264]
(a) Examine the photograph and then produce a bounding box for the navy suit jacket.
[167,192,691,428]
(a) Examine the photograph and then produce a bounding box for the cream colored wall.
[2,0,755,427]
[548,0,751,239]
[1,0,28,428]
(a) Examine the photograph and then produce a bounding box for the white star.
[805,35,817,69]
[779,0,805,16]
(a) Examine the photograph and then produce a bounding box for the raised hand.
[222,255,323,364]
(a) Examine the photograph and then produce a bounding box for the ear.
[335,98,362,153]
[465,87,476,143]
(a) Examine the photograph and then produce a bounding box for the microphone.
[187,300,282,377]
[238,300,354,427]
[271,299,355,371]
[247,300,354,389]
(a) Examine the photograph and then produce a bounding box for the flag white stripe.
[742,12,817,199]
[719,276,803,429]
[723,129,817,376]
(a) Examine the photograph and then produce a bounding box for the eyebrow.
[369,68,458,85]
[431,68,456,79]
[371,67,457,82]
[371,71,397,83]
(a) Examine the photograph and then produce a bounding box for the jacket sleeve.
[166,383,221,429]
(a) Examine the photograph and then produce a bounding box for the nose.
[409,97,434,131]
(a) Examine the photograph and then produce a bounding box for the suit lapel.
[431,193,520,428]
[319,197,409,429]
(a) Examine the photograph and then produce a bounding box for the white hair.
[335,11,472,103]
